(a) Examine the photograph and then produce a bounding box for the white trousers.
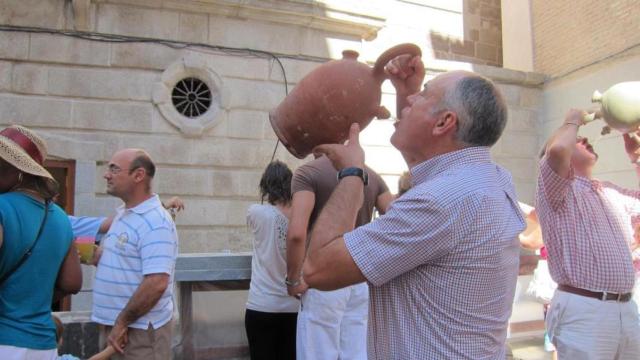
[546,290,640,360]
[0,345,58,360]
[297,283,368,360]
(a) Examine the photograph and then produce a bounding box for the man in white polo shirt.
[92,148,178,359]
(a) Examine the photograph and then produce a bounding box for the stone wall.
[0,0,536,249]
[0,28,305,255]
[531,0,640,77]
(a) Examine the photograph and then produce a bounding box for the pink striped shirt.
[535,158,637,293]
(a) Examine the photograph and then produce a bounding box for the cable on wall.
[0,24,331,161]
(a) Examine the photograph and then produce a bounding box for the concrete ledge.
[176,252,252,282]
[424,58,547,86]
[157,0,386,41]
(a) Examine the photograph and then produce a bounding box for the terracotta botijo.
[585,81,640,133]
[269,43,422,158]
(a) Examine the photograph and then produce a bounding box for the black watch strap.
[337,167,368,186]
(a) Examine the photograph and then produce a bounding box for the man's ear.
[432,111,458,137]
[132,168,146,183]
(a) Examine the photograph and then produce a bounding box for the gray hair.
[436,75,507,147]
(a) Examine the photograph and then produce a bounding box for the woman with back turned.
[244,160,299,360]
[0,125,81,360]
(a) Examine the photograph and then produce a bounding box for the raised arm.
[385,55,425,118]
[304,124,367,290]
[544,109,585,178]
[303,177,365,290]
[285,190,314,297]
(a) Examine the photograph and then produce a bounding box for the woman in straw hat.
[0,125,82,360]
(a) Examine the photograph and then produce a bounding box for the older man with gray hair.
[288,57,526,359]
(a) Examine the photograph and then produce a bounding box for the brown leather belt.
[558,284,632,302]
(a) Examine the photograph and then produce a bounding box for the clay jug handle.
[584,90,604,124]
[372,43,422,79]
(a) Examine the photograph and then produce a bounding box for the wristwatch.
[337,167,369,186]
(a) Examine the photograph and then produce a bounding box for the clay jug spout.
[342,50,359,60]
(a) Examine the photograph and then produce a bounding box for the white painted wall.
[501,0,534,72]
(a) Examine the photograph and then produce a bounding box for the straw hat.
[0,125,53,180]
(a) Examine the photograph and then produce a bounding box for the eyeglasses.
[106,164,140,175]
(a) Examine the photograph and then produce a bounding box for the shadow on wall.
[429,0,503,67]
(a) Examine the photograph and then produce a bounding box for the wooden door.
[45,159,76,311]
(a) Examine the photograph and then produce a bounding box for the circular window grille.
[171,77,212,118]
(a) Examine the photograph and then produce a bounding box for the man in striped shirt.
[92,148,178,359]
[294,55,526,359]
[536,110,640,358]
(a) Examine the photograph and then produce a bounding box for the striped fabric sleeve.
[539,157,573,211]
[69,215,107,238]
[139,227,176,275]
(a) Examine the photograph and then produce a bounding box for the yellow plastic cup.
[75,236,96,263]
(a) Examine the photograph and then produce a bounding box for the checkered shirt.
[344,147,525,359]
[535,158,637,293]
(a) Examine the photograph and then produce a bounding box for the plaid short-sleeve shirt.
[344,147,525,359]
[535,157,637,293]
